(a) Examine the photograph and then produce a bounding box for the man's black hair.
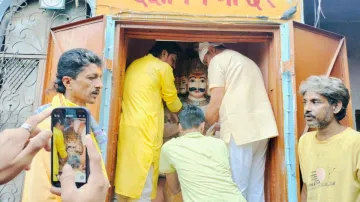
[55,48,102,94]
[148,41,182,58]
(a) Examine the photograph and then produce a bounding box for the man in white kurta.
[198,42,278,202]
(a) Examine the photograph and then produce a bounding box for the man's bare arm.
[163,123,180,139]
[301,184,307,202]
[205,87,225,127]
[166,172,181,194]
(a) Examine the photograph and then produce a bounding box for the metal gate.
[0,0,90,201]
[0,55,43,130]
[0,54,43,202]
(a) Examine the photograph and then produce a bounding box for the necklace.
[185,98,209,106]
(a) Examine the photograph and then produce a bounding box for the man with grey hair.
[298,75,360,202]
[198,42,278,202]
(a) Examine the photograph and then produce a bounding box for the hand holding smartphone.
[50,135,109,202]
[51,107,90,188]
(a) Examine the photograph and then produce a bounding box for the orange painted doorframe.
[106,20,286,202]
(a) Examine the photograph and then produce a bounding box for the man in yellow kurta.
[52,118,68,181]
[115,41,183,201]
[22,48,108,202]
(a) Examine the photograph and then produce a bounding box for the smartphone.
[51,107,90,188]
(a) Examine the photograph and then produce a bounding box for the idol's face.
[188,72,207,99]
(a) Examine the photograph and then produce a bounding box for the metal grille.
[0,57,38,91]
[0,56,39,130]
[0,55,40,202]
[0,0,90,201]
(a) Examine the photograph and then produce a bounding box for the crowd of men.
[0,41,359,202]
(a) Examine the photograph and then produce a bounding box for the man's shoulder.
[219,49,237,56]
[142,54,171,70]
[162,138,178,150]
[299,128,360,145]
[130,54,158,66]
[344,127,360,136]
[334,128,360,156]
[212,49,234,63]
[343,128,360,144]
[300,130,317,139]
[200,136,228,151]
[299,131,317,146]
[211,49,254,69]
[219,49,245,59]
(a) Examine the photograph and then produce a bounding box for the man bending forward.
[160,105,246,202]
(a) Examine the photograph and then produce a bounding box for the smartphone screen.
[51,107,90,188]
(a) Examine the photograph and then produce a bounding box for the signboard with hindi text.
[96,0,303,23]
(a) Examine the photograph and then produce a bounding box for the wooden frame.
[41,16,353,202]
[106,20,286,202]
[293,21,352,136]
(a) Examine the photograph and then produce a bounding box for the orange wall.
[96,0,303,22]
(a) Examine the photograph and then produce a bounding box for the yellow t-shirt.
[298,127,360,202]
[160,132,246,202]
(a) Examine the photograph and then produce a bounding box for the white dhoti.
[229,136,268,202]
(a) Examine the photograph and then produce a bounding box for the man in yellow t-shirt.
[298,76,360,202]
[160,105,247,202]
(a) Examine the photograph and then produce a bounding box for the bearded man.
[298,76,360,202]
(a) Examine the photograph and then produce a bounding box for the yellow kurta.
[52,126,67,181]
[115,54,182,199]
[22,94,108,202]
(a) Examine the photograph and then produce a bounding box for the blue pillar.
[98,16,115,163]
[281,22,298,202]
